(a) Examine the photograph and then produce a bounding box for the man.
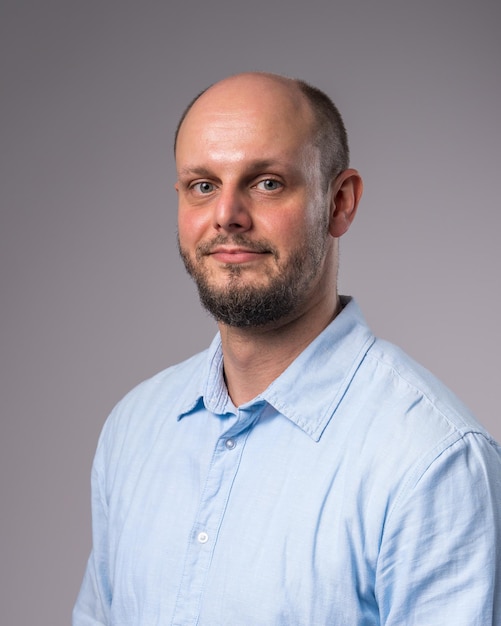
[74,72,501,625]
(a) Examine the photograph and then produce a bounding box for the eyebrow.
[177,166,214,178]
[177,160,289,179]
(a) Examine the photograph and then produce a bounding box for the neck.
[218,291,341,406]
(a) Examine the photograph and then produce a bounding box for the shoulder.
[336,335,501,506]
[364,337,494,441]
[120,349,208,408]
[97,348,209,454]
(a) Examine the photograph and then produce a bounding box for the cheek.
[265,209,313,247]
[177,208,207,248]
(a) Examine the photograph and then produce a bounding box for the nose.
[213,186,252,233]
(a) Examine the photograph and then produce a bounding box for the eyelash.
[255,179,282,191]
[191,181,215,194]
[188,178,283,195]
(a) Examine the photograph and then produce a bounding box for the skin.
[175,73,363,405]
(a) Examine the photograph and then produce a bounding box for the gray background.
[1,1,499,623]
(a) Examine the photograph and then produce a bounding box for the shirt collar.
[178,297,375,441]
[176,333,233,419]
[261,297,375,440]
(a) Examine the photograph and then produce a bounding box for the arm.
[376,432,501,625]
[73,438,111,626]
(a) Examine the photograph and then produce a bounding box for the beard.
[178,225,329,328]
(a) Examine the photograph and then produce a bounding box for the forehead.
[176,78,316,166]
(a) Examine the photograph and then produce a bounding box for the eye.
[256,179,282,191]
[192,181,215,194]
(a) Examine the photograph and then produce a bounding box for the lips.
[209,246,268,264]
[195,236,277,264]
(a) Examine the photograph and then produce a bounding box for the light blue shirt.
[74,298,501,625]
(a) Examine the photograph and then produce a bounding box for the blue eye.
[256,179,282,191]
[193,181,215,194]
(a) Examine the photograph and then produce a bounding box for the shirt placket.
[171,405,263,625]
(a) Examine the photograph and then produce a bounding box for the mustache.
[196,234,279,259]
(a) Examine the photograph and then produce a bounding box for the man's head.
[175,72,362,328]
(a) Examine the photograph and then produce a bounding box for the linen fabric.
[73,297,501,625]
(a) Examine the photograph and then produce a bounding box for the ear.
[328,169,363,238]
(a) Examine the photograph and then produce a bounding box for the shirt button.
[197,531,209,544]
[225,438,236,450]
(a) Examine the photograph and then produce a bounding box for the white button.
[197,531,209,544]
[225,438,236,450]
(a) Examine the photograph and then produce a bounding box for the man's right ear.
[328,169,363,238]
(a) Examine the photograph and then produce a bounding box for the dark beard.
[178,233,327,328]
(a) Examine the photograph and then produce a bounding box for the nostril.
[213,199,252,232]
[216,220,248,233]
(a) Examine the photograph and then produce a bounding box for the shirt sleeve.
[375,432,501,625]
[72,432,112,626]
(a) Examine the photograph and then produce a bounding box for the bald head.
[174,72,349,188]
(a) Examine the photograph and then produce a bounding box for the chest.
[105,413,387,625]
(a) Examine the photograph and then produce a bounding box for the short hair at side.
[174,76,350,188]
[293,79,350,187]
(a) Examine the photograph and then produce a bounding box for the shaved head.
[175,72,349,188]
